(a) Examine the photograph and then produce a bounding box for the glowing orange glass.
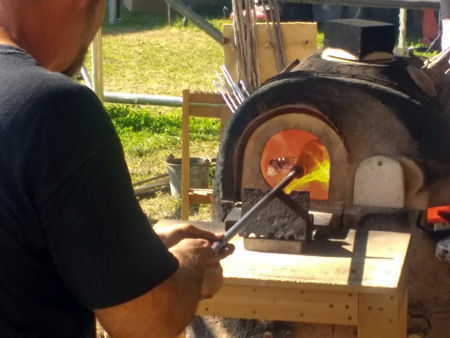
[261,129,330,200]
[427,205,450,224]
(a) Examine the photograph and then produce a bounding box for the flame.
[261,129,330,200]
[284,140,330,197]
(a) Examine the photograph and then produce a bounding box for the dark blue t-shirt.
[0,45,178,337]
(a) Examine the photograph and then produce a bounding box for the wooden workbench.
[155,220,410,338]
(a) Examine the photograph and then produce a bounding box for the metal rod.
[108,0,117,24]
[220,65,245,104]
[214,80,237,113]
[104,92,183,106]
[164,0,224,44]
[239,80,251,97]
[132,173,169,187]
[215,71,239,109]
[212,166,304,253]
[397,8,408,52]
[81,66,92,89]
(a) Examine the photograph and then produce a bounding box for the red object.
[427,205,450,224]
[422,10,438,45]
[229,5,267,20]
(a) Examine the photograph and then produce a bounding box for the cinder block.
[324,18,396,60]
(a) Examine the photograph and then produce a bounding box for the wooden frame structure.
[156,220,410,338]
[181,90,232,220]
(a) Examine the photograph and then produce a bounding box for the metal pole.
[282,0,439,10]
[164,0,224,44]
[397,8,408,53]
[168,3,171,26]
[103,92,228,109]
[81,66,93,89]
[104,92,183,106]
[108,0,117,24]
[91,29,104,102]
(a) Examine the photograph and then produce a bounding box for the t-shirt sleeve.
[32,84,178,309]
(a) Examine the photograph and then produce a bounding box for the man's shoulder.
[0,47,99,114]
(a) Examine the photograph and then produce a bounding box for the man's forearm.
[95,266,202,338]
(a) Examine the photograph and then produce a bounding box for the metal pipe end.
[292,165,305,178]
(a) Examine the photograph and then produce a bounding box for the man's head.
[0,0,106,76]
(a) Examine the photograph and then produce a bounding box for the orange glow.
[427,205,450,224]
[261,129,330,200]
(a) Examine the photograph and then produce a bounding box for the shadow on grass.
[102,6,226,36]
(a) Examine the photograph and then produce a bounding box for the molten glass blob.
[261,129,330,200]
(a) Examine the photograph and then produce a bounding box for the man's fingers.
[216,244,235,260]
[181,224,222,242]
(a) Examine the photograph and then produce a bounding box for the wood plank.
[154,220,410,293]
[358,292,404,338]
[188,188,213,204]
[180,90,231,219]
[156,219,408,338]
[224,22,317,84]
[154,219,225,232]
[187,106,224,118]
[197,284,358,325]
[189,91,224,104]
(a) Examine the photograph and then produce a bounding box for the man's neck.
[0,27,19,48]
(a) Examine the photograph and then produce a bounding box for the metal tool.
[212,166,304,253]
[214,65,251,114]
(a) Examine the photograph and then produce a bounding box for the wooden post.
[358,272,408,338]
[91,29,104,102]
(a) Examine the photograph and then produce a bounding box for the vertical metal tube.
[398,8,408,53]
[109,0,117,24]
[91,29,104,102]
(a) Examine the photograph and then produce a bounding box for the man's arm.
[94,238,230,338]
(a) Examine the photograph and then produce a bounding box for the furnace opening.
[261,129,330,200]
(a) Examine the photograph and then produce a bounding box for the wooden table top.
[155,219,410,294]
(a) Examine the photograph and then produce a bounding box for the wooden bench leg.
[358,291,407,338]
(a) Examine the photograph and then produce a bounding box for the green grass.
[84,8,229,220]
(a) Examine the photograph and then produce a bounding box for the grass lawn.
[89,7,434,223]
[83,9,230,222]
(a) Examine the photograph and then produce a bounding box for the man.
[0,0,233,337]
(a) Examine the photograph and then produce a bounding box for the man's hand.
[156,223,224,248]
[169,238,234,299]
[95,236,234,338]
